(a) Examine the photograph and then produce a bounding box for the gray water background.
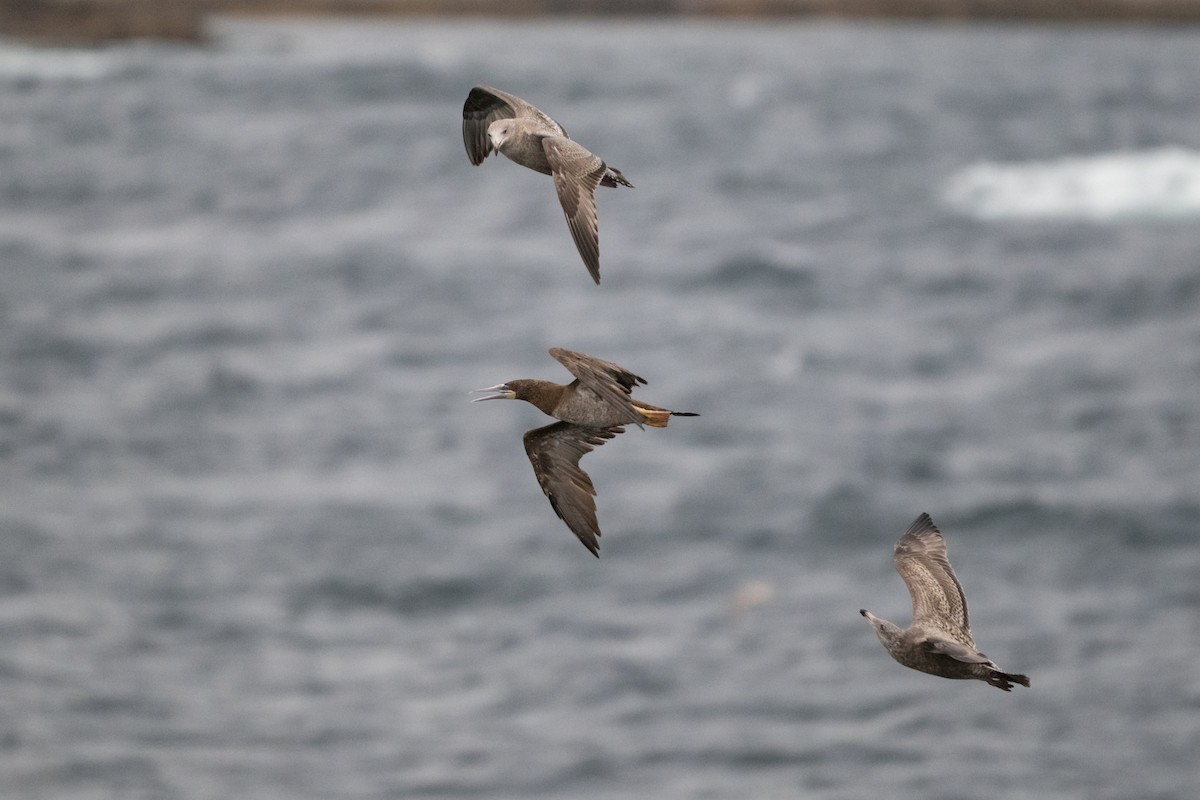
[1,16,1198,800]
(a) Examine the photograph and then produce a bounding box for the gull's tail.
[601,165,633,189]
[986,670,1031,692]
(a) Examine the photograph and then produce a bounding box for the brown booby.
[860,513,1031,691]
[474,348,697,556]
[462,85,633,285]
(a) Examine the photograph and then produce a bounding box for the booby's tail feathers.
[634,403,699,429]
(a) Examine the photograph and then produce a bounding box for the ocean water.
[1,16,1198,800]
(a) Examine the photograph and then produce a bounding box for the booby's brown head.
[472,379,564,417]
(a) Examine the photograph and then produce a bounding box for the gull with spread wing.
[463,86,633,285]
[860,513,1031,691]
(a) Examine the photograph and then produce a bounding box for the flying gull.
[462,85,633,285]
[860,513,1031,691]
[473,348,697,556]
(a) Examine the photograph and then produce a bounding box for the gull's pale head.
[487,120,511,151]
[860,609,904,649]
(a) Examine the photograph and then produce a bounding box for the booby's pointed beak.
[859,609,871,619]
[471,384,516,402]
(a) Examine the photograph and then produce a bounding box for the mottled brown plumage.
[860,513,1030,691]
[474,348,697,556]
[462,86,633,285]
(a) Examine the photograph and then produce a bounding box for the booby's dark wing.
[462,86,566,166]
[548,347,646,427]
[523,422,624,557]
[543,136,607,284]
[893,513,971,636]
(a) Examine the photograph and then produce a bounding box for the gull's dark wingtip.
[904,511,939,537]
[579,535,600,558]
[578,246,601,284]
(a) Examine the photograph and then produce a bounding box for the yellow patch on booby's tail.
[634,403,698,428]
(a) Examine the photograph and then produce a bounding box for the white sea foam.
[942,147,1200,221]
[0,44,120,81]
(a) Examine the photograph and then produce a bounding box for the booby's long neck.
[509,380,568,418]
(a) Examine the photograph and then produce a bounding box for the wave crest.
[942,147,1200,221]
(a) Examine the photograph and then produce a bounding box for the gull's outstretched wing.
[462,85,565,165]
[543,136,608,284]
[893,513,971,636]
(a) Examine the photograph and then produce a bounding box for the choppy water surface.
[1,17,1198,800]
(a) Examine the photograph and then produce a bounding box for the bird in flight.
[474,348,696,556]
[860,513,1031,691]
[463,85,633,285]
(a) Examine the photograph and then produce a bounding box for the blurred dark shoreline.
[2,0,1199,45]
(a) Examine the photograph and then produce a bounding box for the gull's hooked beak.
[471,384,515,402]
